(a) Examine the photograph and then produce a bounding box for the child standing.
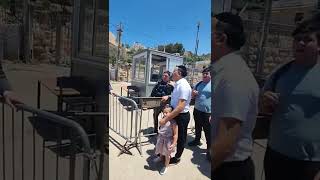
[153,106,178,175]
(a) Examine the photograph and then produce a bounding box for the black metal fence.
[0,101,105,180]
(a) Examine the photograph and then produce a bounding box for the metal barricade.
[108,94,141,156]
[0,101,105,180]
[109,94,199,157]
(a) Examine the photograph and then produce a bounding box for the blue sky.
[110,0,211,55]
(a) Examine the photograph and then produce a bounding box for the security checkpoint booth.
[130,49,184,97]
[111,49,184,155]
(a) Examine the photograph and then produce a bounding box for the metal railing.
[109,94,141,156]
[0,100,103,180]
[109,94,198,156]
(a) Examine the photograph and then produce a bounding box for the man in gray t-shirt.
[211,13,259,180]
[260,13,320,180]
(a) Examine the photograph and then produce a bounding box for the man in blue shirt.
[188,67,211,160]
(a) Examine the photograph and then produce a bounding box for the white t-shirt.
[170,78,192,113]
[211,51,259,162]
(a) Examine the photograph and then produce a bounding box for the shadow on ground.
[28,115,98,157]
[143,148,162,174]
[185,134,211,179]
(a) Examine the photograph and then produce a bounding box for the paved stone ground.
[109,81,209,180]
[110,80,267,180]
[1,61,265,180]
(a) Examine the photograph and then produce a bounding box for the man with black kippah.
[211,12,259,180]
[160,65,192,165]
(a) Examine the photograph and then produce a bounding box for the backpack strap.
[194,81,203,91]
[270,61,294,92]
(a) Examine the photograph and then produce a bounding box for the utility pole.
[195,22,200,56]
[191,22,200,86]
[115,23,123,81]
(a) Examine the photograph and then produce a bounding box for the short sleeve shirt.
[170,78,192,113]
[263,62,320,161]
[211,51,259,162]
[194,81,211,113]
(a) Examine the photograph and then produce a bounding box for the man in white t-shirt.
[160,65,192,164]
[211,12,259,180]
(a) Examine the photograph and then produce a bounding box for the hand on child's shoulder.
[171,119,177,124]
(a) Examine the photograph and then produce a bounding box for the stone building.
[241,0,319,75]
[214,0,319,75]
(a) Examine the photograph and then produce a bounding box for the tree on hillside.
[183,51,210,64]
[157,43,185,55]
[109,44,118,66]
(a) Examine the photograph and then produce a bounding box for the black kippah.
[214,12,244,32]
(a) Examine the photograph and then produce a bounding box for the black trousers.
[212,157,255,180]
[193,108,211,148]
[174,112,190,159]
[153,106,162,132]
[264,146,320,180]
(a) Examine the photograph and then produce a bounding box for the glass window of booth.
[150,55,166,83]
[133,56,146,81]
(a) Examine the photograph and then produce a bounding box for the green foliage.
[183,51,210,64]
[157,43,185,55]
[109,55,116,66]
[109,44,118,66]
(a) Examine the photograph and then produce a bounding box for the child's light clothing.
[155,120,176,157]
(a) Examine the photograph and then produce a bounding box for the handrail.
[13,103,92,154]
[114,94,139,110]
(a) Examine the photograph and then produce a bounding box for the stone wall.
[241,19,295,75]
[241,6,317,75]
[33,21,72,64]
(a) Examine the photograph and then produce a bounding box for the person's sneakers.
[188,140,202,146]
[169,157,181,165]
[153,156,162,163]
[159,166,168,175]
